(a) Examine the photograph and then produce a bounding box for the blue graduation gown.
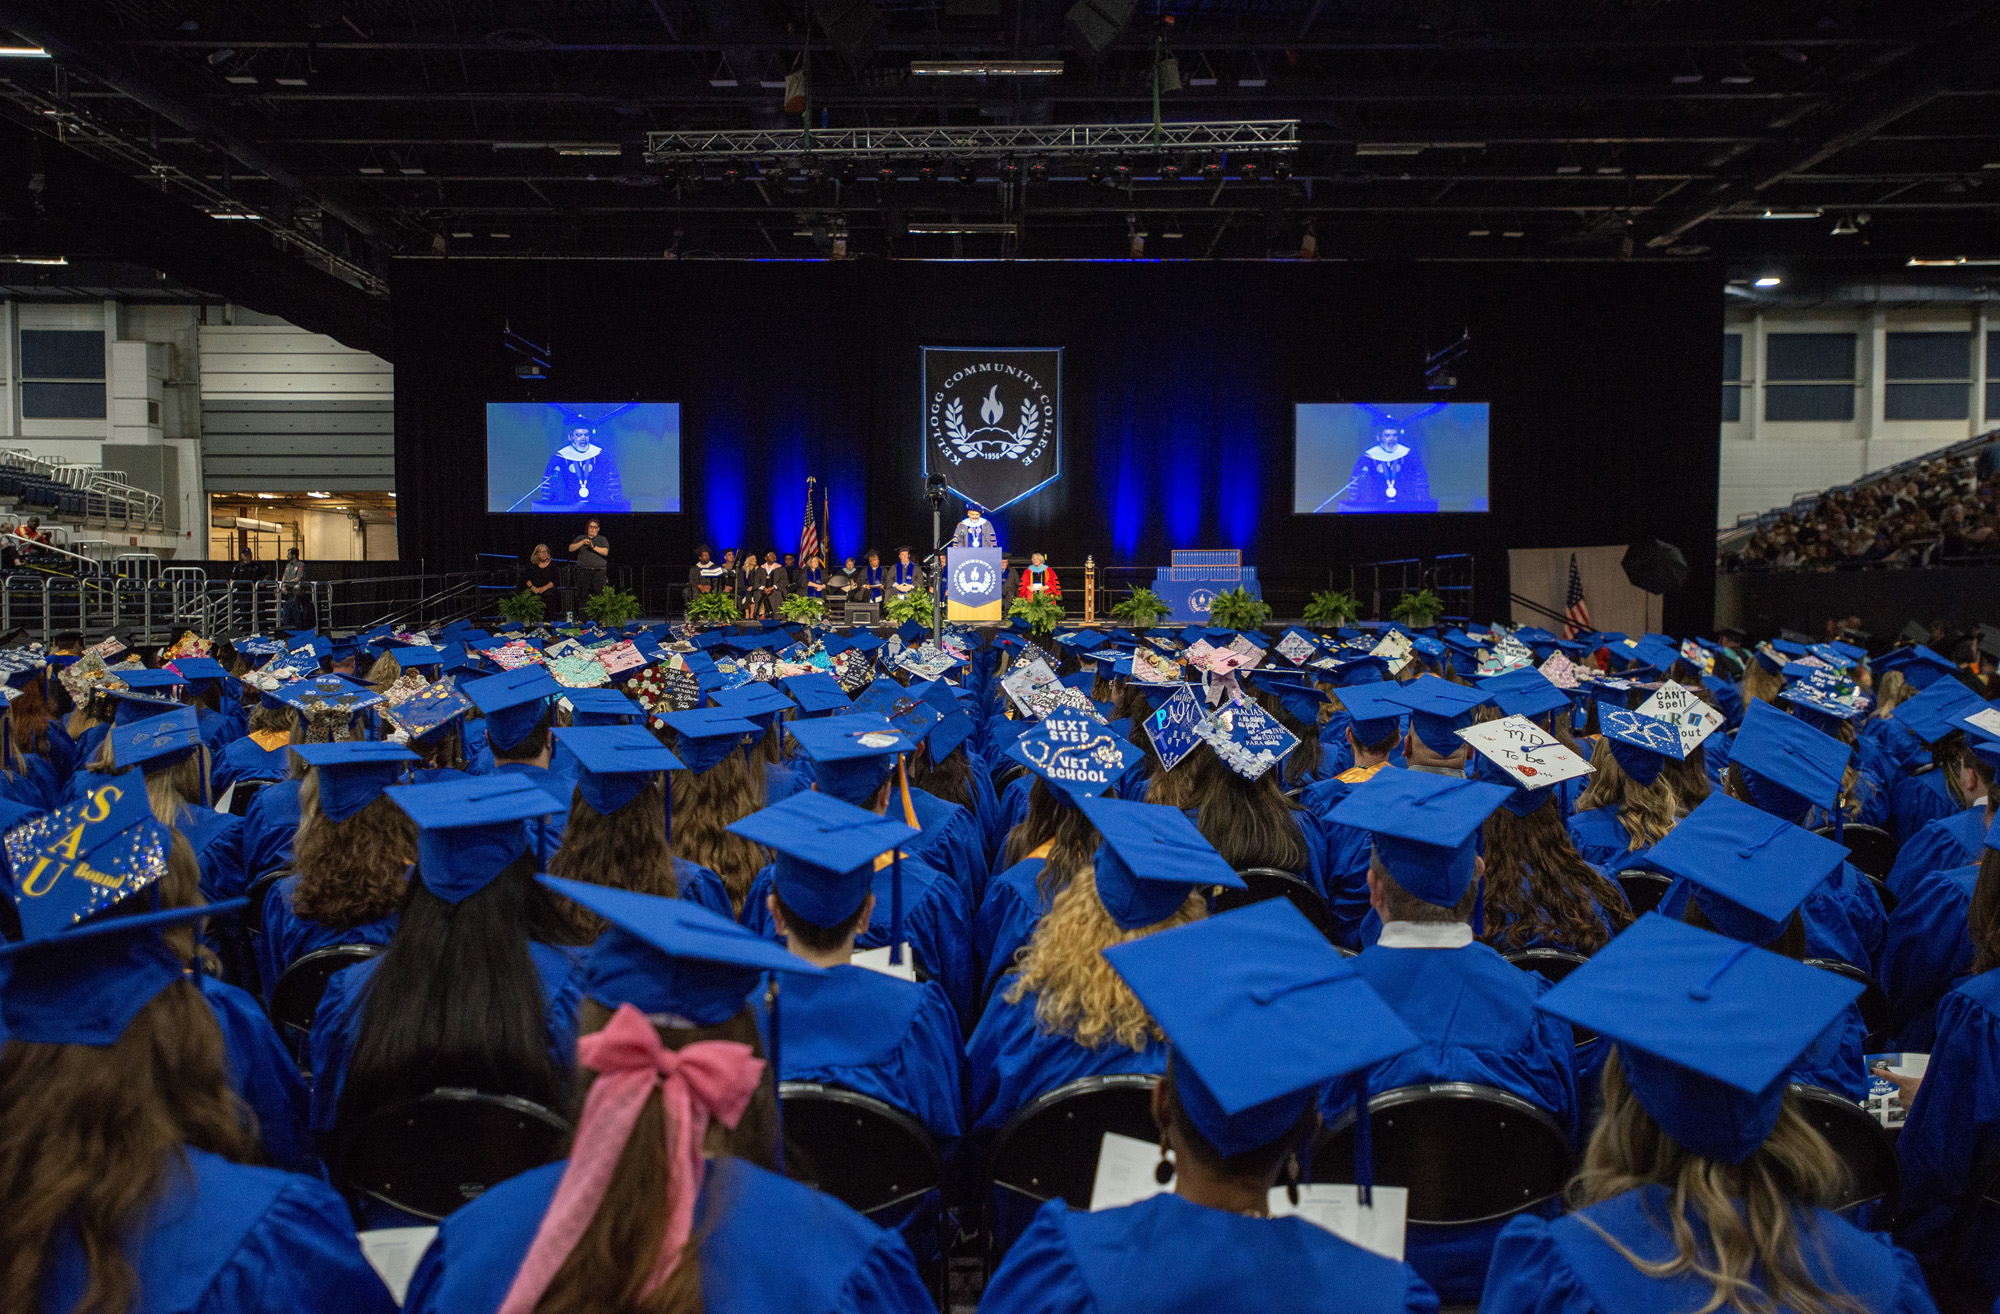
[1894,969,2000,1311]
[1657,862,1885,977]
[1565,807,1656,873]
[255,874,399,1003]
[492,762,569,862]
[1793,1003,1871,1102]
[308,940,586,1137]
[199,975,317,1176]
[1890,768,1961,843]
[403,1156,933,1314]
[981,1193,1439,1314]
[1323,940,1579,1305]
[673,855,738,919]
[1883,862,1980,1051]
[1302,763,1399,950]
[0,759,59,812]
[180,807,248,902]
[740,853,976,1029]
[909,786,988,906]
[238,778,303,887]
[39,1148,396,1314]
[765,758,809,803]
[1481,1184,1936,1314]
[1888,804,1992,903]
[196,707,234,753]
[210,737,290,801]
[966,987,1166,1137]
[992,773,1035,859]
[976,855,1051,1008]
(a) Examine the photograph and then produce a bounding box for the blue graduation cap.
[1644,794,1847,946]
[389,645,444,672]
[386,680,475,742]
[689,630,730,651]
[386,774,568,905]
[167,656,228,687]
[5,781,171,946]
[554,725,684,815]
[727,792,920,938]
[113,667,184,698]
[1536,915,1862,1163]
[712,683,795,730]
[1382,675,1490,754]
[1055,631,1106,652]
[926,710,977,764]
[563,686,642,727]
[1956,712,2000,774]
[1890,677,1984,745]
[1249,673,1330,727]
[657,708,758,775]
[109,689,186,727]
[1193,698,1301,782]
[1075,796,1243,930]
[270,673,382,716]
[1874,643,1958,691]
[1103,899,1421,1160]
[545,877,820,1027]
[1596,706,1686,786]
[1332,683,1408,746]
[292,741,420,823]
[1326,770,1512,908]
[1729,700,1849,823]
[1005,711,1145,806]
[895,620,928,645]
[467,666,562,754]
[110,706,203,772]
[1481,673,1572,722]
[786,714,914,806]
[1778,681,1866,736]
[781,672,852,716]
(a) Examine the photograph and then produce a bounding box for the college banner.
[922,346,1062,513]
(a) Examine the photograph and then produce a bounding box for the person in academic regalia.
[0,896,396,1314]
[210,690,301,802]
[256,742,418,995]
[544,724,733,922]
[308,775,587,1226]
[86,701,246,905]
[981,898,1439,1314]
[801,551,826,599]
[687,544,730,602]
[1246,672,1338,792]
[1178,704,1328,895]
[711,683,809,807]
[890,546,923,600]
[466,666,572,863]
[400,887,935,1314]
[1323,770,1580,1304]
[1564,707,1683,875]
[661,708,772,918]
[1481,916,1938,1314]
[1014,550,1059,599]
[951,502,999,550]
[1885,703,1998,903]
[875,692,991,904]
[1893,832,2000,1313]
[1301,680,1410,949]
[862,549,887,604]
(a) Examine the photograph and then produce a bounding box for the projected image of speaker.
[486,401,682,514]
[1293,402,1490,515]
[1067,0,1135,57]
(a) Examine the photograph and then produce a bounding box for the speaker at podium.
[945,546,1005,622]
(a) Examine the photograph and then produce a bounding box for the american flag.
[799,475,820,563]
[1563,552,1592,639]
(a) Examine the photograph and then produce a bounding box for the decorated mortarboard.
[1632,683,1726,756]
[727,791,920,930]
[1596,706,1687,785]
[165,656,228,686]
[562,686,642,727]
[1006,710,1145,804]
[544,877,820,1026]
[786,713,917,806]
[4,780,170,945]
[1728,700,1849,823]
[1536,915,1862,1163]
[1326,770,1513,908]
[1331,683,1409,745]
[235,636,287,658]
[110,706,203,771]
[1381,674,1490,755]
[1054,631,1106,651]
[555,725,684,815]
[1872,643,1958,691]
[386,774,568,905]
[1143,685,1208,773]
[1956,707,2000,772]
[1076,796,1244,930]
[1459,715,1594,814]
[292,741,421,823]
[658,707,760,775]
[271,672,383,716]
[1779,679,1869,735]
[1889,676,1984,745]
[384,678,475,741]
[1188,696,1299,782]
[467,665,562,753]
[1645,794,1846,946]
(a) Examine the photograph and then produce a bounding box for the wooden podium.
[944,545,1005,623]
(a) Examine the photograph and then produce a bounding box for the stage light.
[208,211,263,220]
[1,255,66,265]
[957,160,979,185]
[910,60,1064,76]
[1086,162,1106,185]
[918,162,939,183]
[1238,158,1262,182]
[0,46,50,57]
[721,162,744,182]
[1110,161,1132,185]
[306,491,331,499]
[1200,160,1223,184]
[1907,256,2000,266]
[998,159,1021,182]
[876,162,898,183]
[1160,158,1182,182]
[1027,160,1049,184]
[1753,275,1782,286]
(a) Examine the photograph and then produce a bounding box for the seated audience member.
[1481,915,1937,1314]
[660,707,771,917]
[981,899,1438,1314]
[1564,705,1684,873]
[466,666,570,860]
[95,702,246,903]
[1884,690,1998,901]
[400,886,935,1314]
[1326,770,1580,1304]
[1301,682,1410,948]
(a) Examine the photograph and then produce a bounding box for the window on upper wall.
[1885,331,1971,420]
[1722,333,1744,422]
[20,329,107,420]
[1765,332,1857,422]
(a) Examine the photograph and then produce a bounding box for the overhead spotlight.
[1110,160,1132,185]
[1027,159,1050,185]
[837,161,858,185]
[1238,158,1262,182]
[720,161,745,183]
[1831,215,1859,236]
[1160,158,1183,183]
[956,160,979,186]
[998,159,1021,183]
[1754,275,1782,287]
[876,163,898,184]
[1200,160,1224,184]
[1085,161,1106,185]
[918,162,939,184]
[1271,157,1292,181]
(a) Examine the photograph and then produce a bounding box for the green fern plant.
[1206,587,1271,631]
[779,593,827,626]
[685,591,741,626]
[883,589,935,627]
[496,589,545,626]
[1110,586,1171,628]
[1302,588,1360,628]
[582,584,643,627]
[1390,587,1446,629]
[1008,593,1064,636]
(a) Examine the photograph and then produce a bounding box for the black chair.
[227,778,268,818]
[988,1074,1159,1259]
[1615,869,1675,917]
[780,1082,944,1221]
[1817,822,1899,882]
[1313,1082,1573,1226]
[1502,949,1596,1050]
[269,944,385,1062]
[1803,958,1890,1051]
[335,1088,572,1222]
[1215,867,1343,946]
[1787,1085,1899,1213]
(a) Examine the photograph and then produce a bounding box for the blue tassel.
[768,976,784,1174]
[890,850,904,966]
[1354,1083,1374,1209]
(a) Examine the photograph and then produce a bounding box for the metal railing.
[0,449,164,530]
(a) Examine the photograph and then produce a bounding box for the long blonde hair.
[1573,1052,1867,1314]
[1741,660,1785,709]
[1869,670,1915,718]
[1574,737,1679,850]
[1004,866,1203,1052]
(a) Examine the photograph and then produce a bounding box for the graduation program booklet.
[1266,1185,1409,1262]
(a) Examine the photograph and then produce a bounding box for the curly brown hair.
[1187,747,1310,874]
[547,777,681,938]
[669,754,769,915]
[290,773,416,930]
[1482,795,1635,955]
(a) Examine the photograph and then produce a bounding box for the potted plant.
[582,584,644,628]
[884,588,935,628]
[1110,586,1172,628]
[1206,587,1271,632]
[780,593,828,626]
[1302,588,1361,629]
[685,591,741,627]
[1008,593,1064,637]
[1390,587,1446,630]
[497,589,545,627]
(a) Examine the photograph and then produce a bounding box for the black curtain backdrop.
[393,258,1723,634]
